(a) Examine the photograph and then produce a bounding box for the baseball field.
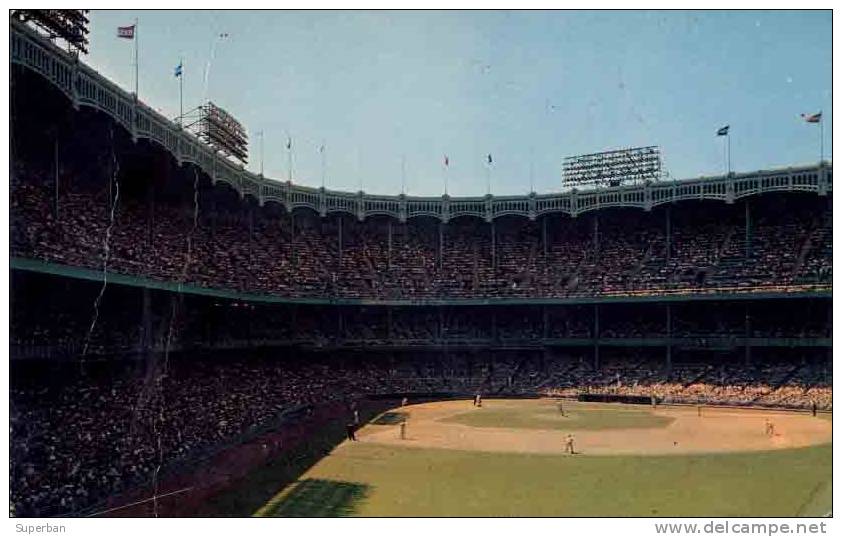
[252,399,832,517]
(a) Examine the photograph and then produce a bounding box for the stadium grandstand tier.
[9,270,833,516]
[9,104,833,300]
[8,17,832,519]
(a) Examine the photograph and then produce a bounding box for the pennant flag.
[117,25,135,39]
[801,112,822,123]
[286,137,292,150]
[716,125,730,136]
[174,62,183,78]
[487,154,493,165]
[444,155,449,167]
[319,144,325,153]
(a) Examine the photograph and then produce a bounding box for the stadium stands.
[8,50,832,518]
[10,155,833,301]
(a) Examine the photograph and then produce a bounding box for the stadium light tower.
[184,102,249,165]
[12,10,90,55]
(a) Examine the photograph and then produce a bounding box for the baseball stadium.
[8,12,832,518]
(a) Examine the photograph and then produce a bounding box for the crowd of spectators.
[11,158,832,301]
[11,348,831,517]
[536,356,832,410]
[9,117,833,519]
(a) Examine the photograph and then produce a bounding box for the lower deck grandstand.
[10,271,832,517]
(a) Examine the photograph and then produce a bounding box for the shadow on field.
[261,478,371,517]
[195,400,396,517]
[371,411,408,425]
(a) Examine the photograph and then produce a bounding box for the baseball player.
[764,418,774,437]
[565,434,575,454]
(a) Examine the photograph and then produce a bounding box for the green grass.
[258,442,832,517]
[441,400,674,431]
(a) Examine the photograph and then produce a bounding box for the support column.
[208,196,216,239]
[437,307,443,341]
[491,221,497,271]
[248,205,254,256]
[387,220,392,270]
[744,303,752,365]
[744,199,752,259]
[146,181,155,246]
[542,305,549,340]
[387,306,393,340]
[438,222,444,270]
[593,214,599,260]
[290,212,297,267]
[665,206,672,262]
[338,215,343,266]
[542,216,548,259]
[828,301,833,366]
[141,286,152,355]
[53,135,60,220]
[593,304,600,369]
[491,309,498,342]
[665,303,672,370]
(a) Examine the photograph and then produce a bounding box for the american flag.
[801,112,822,123]
[117,25,135,39]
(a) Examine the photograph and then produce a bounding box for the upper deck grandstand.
[9,19,833,303]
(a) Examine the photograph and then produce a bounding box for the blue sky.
[85,10,831,196]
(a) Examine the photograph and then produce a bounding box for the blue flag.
[716,125,729,136]
[174,62,182,78]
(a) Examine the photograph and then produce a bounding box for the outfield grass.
[256,442,832,517]
[440,401,674,431]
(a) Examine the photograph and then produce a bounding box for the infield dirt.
[356,399,831,456]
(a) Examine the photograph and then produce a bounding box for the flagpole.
[258,131,264,176]
[726,133,731,175]
[179,56,183,127]
[445,165,449,196]
[134,17,139,99]
[321,141,327,189]
[400,154,406,195]
[529,146,535,194]
[820,114,824,164]
[358,149,363,192]
[288,137,292,182]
